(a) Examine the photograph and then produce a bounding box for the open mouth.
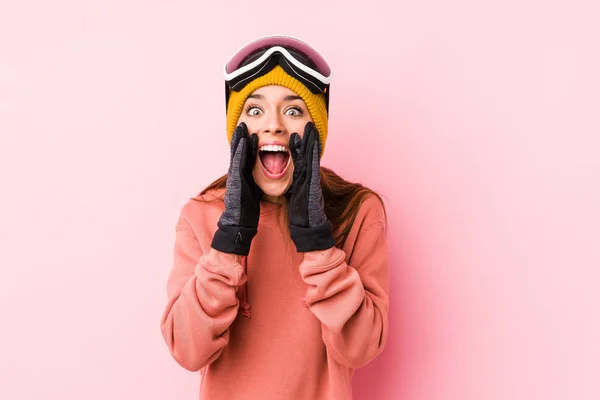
[258,144,290,179]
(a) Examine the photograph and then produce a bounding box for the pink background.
[1,1,599,399]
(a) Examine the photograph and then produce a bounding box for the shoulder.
[192,187,226,203]
[337,192,387,255]
[339,193,388,264]
[354,193,387,232]
[177,188,225,232]
[182,188,225,216]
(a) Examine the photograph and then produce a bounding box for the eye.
[245,105,263,116]
[285,107,303,117]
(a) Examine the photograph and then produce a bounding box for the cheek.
[238,116,258,133]
[291,116,313,137]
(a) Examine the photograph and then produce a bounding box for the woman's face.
[236,85,313,203]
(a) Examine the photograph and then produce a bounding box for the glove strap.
[211,222,258,256]
[289,221,336,252]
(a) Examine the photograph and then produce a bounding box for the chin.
[256,177,292,198]
[263,185,290,197]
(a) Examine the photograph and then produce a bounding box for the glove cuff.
[211,222,258,256]
[289,221,336,252]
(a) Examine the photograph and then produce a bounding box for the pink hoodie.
[160,188,390,400]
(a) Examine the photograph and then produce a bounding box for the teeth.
[259,144,288,152]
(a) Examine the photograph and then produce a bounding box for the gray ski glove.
[211,122,262,255]
[287,122,336,252]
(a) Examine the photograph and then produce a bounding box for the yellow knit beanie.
[226,65,329,156]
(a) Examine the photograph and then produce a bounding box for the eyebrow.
[247,94,303,101]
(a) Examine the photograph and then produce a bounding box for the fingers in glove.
[237,131,258,180]
[229,136,246,184]
[289,132,301,162]
[302,122,318,159]
[231,122,249,159]
[289,132,302,182]
[248,133,259,170]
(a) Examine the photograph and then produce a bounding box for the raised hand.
[287,122,336,252]
[211,122,263,255]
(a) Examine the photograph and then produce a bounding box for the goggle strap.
[227,54,327,94]
[225,46,331,85]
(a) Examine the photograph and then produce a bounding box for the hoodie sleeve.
[160,208,246,372]
[298,197,390,369]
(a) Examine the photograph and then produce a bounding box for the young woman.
[160,35,390,400]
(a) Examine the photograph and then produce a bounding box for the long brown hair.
[195,166,386,248]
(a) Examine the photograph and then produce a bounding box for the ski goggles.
[223,35,332,108]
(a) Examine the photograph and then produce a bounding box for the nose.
[261,112,286,136]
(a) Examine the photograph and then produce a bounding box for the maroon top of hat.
[225,35,331,76]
